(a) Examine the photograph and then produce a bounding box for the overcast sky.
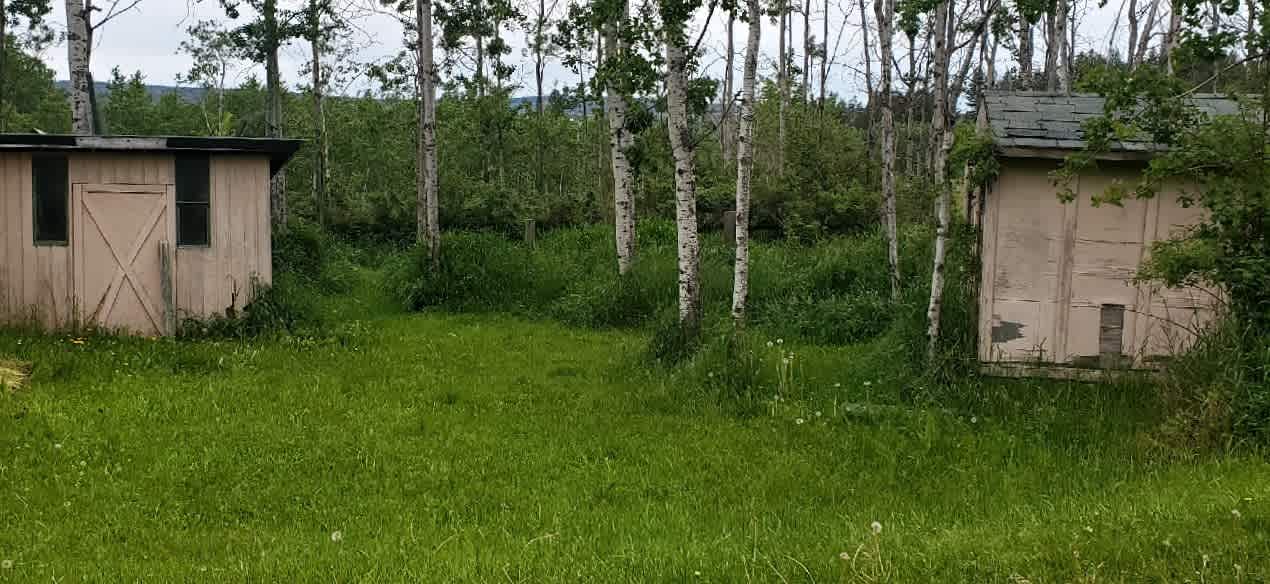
[35,0,1127,102]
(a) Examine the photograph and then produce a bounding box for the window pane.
[33,155,68,243]
[177,203,210,246]
[175,154,210,203]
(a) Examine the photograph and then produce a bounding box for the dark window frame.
[176,154,211,248]
[32,154,69,246]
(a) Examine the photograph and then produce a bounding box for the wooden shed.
[0,134,301,336]
[975,92,1234,376]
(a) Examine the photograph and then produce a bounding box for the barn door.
[73,184,177,336]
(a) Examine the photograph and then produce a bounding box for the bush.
[1154,319,1270,450]
[178,273,324,340]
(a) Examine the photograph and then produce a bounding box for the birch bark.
[605,1,636,275]
[875,0,900,301]
[665,31,701,333]
[732,0,761,326]
[66,0,93,135]
[417,0,441,268]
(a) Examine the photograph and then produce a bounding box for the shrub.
[1154,318,1270,450]
[178,273,324,340]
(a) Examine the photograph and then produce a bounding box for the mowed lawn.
[1,298,1267,581]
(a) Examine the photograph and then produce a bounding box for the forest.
[0,0,1268,579]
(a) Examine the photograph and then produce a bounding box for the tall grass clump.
[1154,319,1270,450]
[180,222,348,339]
[383,221,981,362]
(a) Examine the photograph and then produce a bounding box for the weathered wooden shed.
[976,92,1234,376]
[0,135,301,336]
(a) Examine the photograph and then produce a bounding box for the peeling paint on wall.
[992,319,1026,343]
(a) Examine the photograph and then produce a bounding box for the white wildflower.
[330,530,343,543]
[1,560,12,570]
[833,382,841,388]
[970,416,978,424]
[871,521,883,535]
[814,411,822,417]
[53,443,62,449]
[1232,509,1242,519]
[766,341,774,348]
[863,381,872,387]
[795,418,805,425]
[693,571,701,577]
[838,552,851,561]
[1083,526,1093,534]
[776,338,784,345]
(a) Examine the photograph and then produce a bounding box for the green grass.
[1,271,1267,581]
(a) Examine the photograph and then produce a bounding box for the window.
[176,154,210,247]
[32,155,69,245]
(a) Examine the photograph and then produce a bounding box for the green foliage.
[385,222,979,385]
[1153,319,1270,450]
[0,39,68,133]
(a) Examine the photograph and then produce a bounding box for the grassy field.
[1,269,1267,582]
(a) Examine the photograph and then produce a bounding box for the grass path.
[0,279,1267,581]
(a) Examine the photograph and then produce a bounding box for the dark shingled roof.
[983,91,1241,156]
[0,134,303,175]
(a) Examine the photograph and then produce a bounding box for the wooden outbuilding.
[0,134,302,336]
[975,92,1234,377]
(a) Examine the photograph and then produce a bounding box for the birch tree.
[875,0,901,300]
[417,0,440,267]
[777,0,788,173]
[662,0,702,335]
[604,0,637,274]
[218,0,299,229]
[65,0,91,134]
[732,0,760,326]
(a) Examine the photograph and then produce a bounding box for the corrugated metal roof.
[983,91,1241,154]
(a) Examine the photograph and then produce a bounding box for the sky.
[34,0,1130,102]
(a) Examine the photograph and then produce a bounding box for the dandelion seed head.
[871,521,883,535]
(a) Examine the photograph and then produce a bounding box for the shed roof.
[983,91,1241,159]
[0,134,303,175]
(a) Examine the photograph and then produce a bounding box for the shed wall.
[0,151,272,331]
[979,159,1214,366]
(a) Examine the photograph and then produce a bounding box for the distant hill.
[55,80,601,117]
[55,80,207,103]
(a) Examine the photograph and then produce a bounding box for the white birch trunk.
[925,0,955,362]
[802,0,811,101]
[732,0,761,327]
[310,0,329,228]
[777,0,788,174]
[66,0,93,135]
[665,32,701,333]
[875,0,901,301]
[605,3,637,275]
[926,135,953,362]
[417,0,441,268]
[264,0,287,228]
[721,10,736,162]
[929,0,950,181]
